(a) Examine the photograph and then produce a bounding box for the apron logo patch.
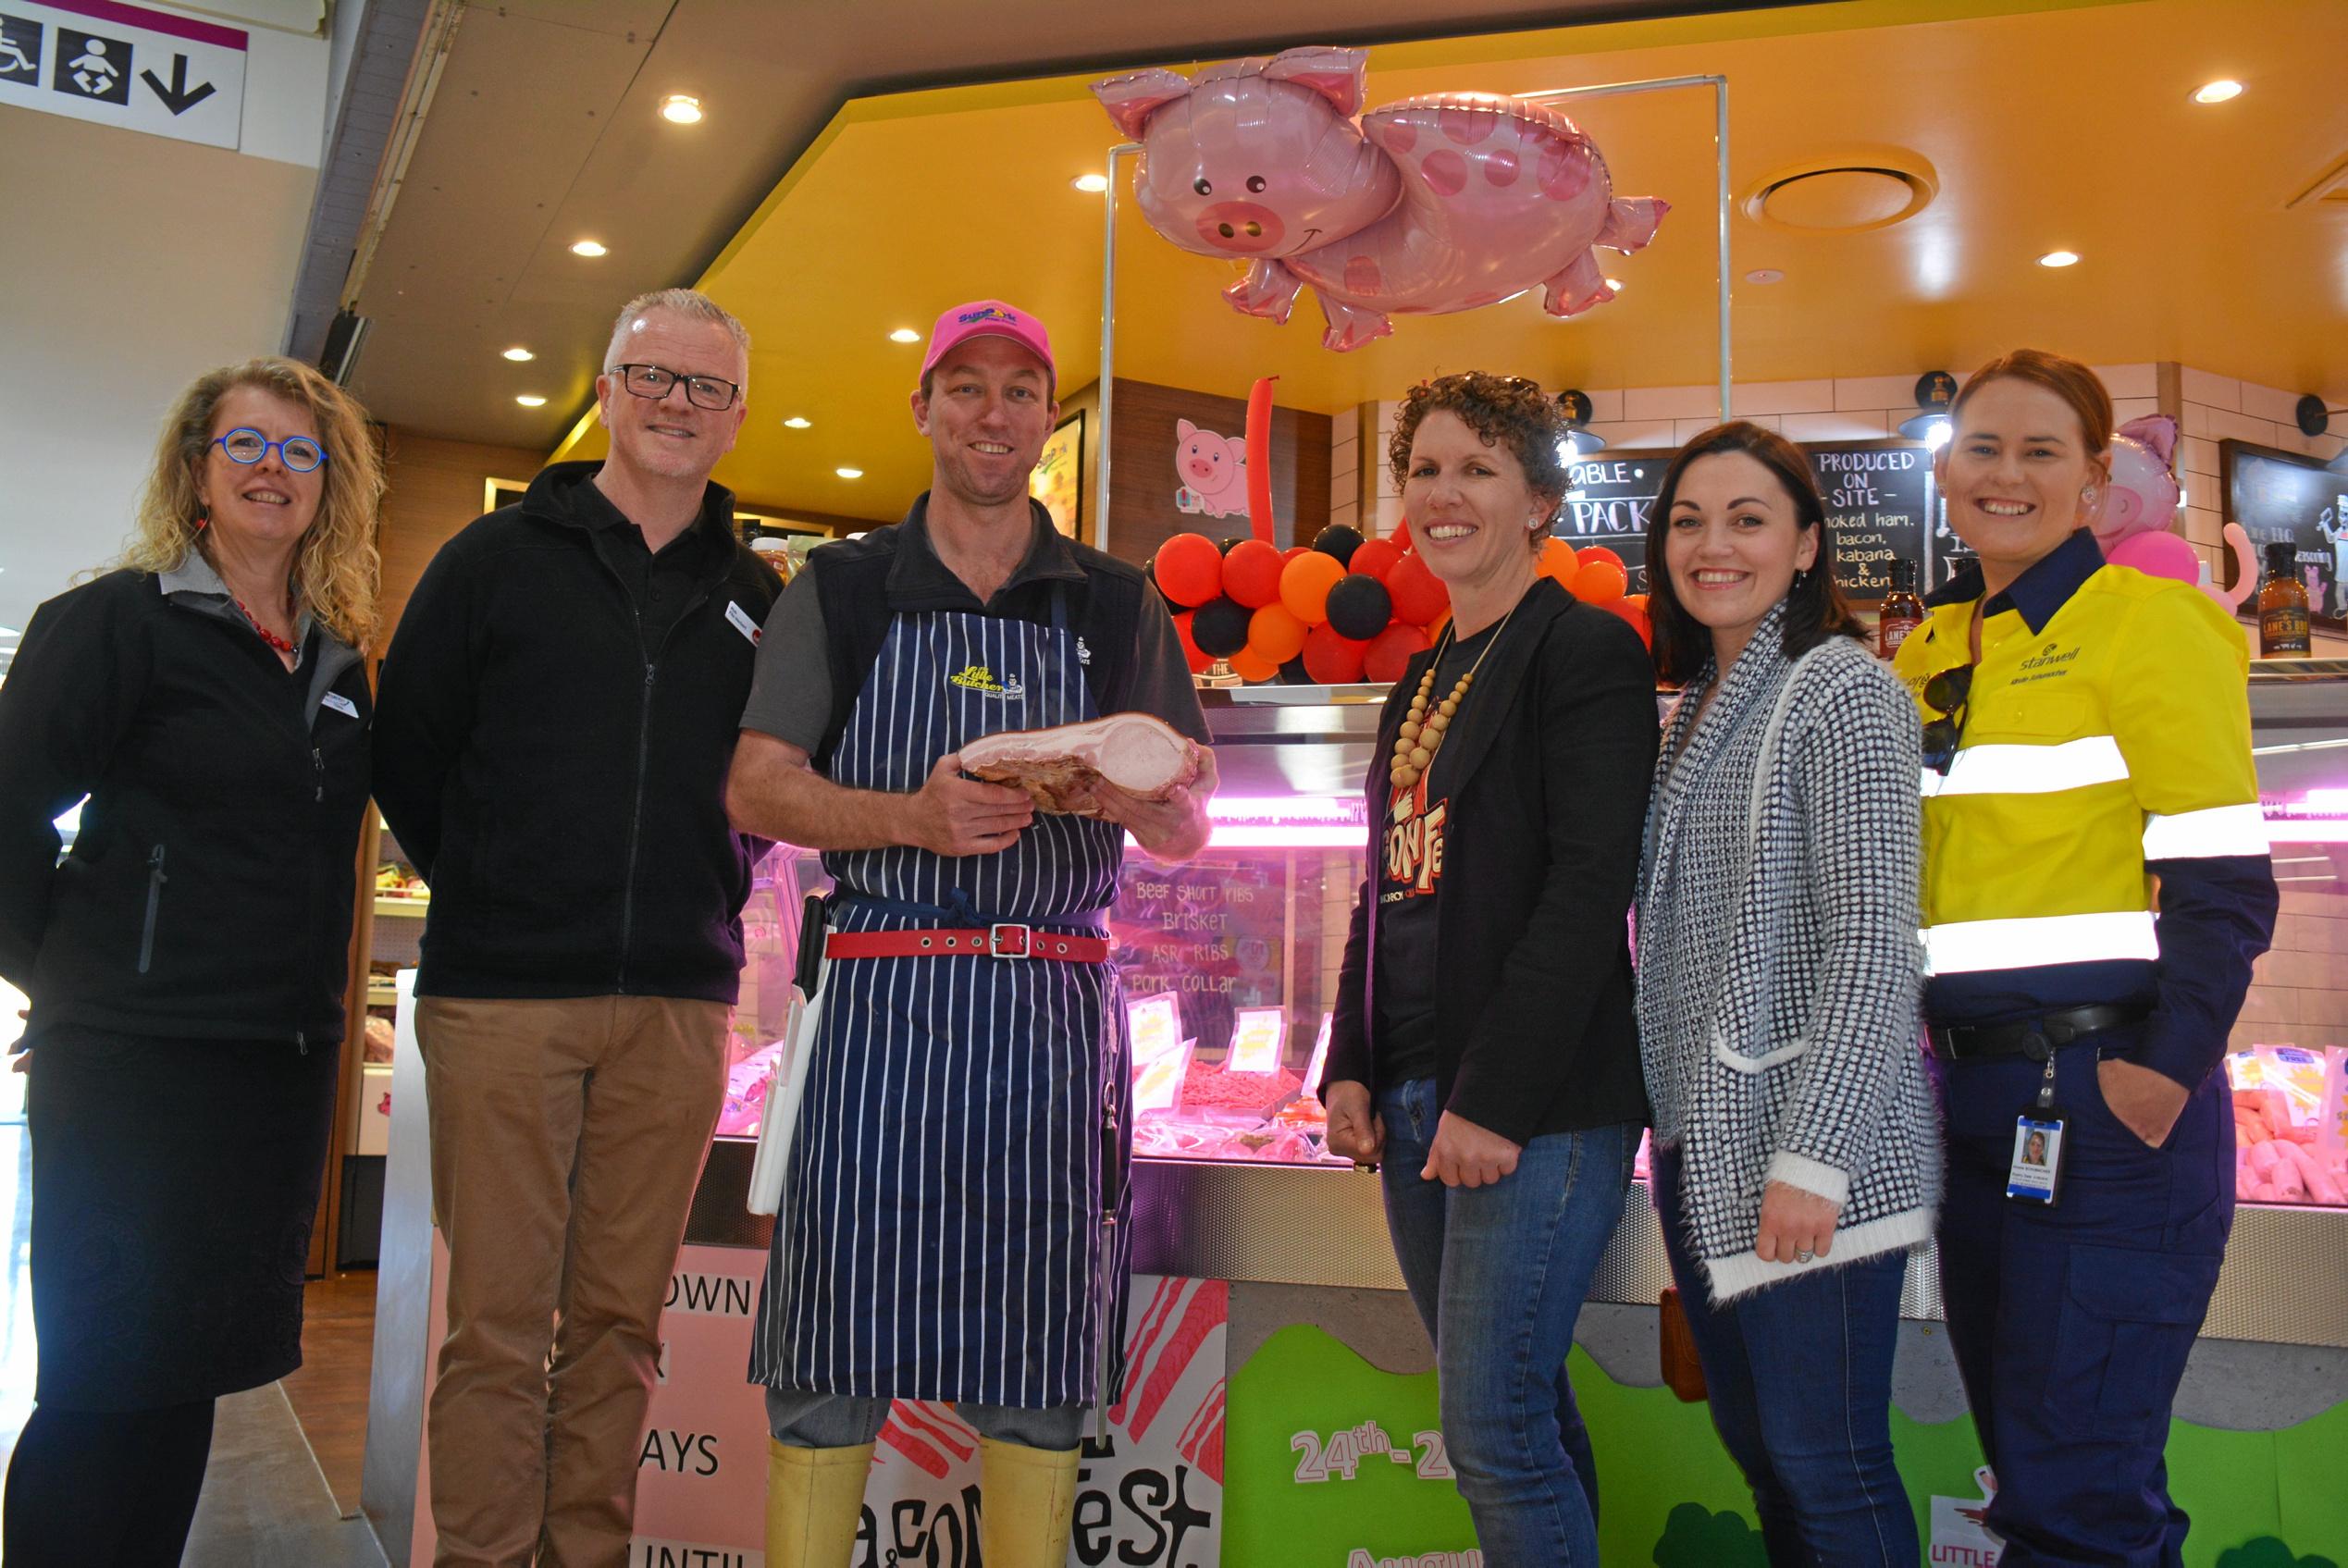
[948,664,1026,699]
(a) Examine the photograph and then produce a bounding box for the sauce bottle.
[1877,558,1925,658]
[2260,541,2312,657]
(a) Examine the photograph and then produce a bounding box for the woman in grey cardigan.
[1634,422,1939,1567]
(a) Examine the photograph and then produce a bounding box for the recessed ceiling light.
[887,328,921,344]
[835,466,864,479]
[783,416,811,429]
[570,240,608,257]
[1072,173,1109,193]
[1745,267,1786,284]
[660,93,703,124]
[2193,80,2243,105]
[2038,250,2081,267]
[501,347,535,362]
[516,395,548,407]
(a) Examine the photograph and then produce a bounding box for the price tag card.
[1300,1013,1334,1103]
[1225,1006,1286,1074]
[1132,1039,1195,1115]
[1127,993,1182,1072]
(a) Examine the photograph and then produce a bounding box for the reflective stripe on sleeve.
[1921,909,2160,975]
[1920,735,2130,799]
[2141,803,2270,860]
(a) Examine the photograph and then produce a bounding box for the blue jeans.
[1652,1144,1919,1567]
[1376,1078,1632,1568]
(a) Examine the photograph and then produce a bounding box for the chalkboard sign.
[1556,440,1940,599]
[1109,858,1284,1058]
[2223,439,2348,626]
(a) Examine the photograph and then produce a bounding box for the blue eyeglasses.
[213,428,327,473]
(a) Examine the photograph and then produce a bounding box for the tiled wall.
[2231,884,2348,1056]
[1343,365,2158,538]
[2174,365,2348,587]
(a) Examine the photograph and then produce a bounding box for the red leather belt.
[822,924,1109,963]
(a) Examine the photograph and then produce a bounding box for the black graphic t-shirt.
[1374,622,1499,1087]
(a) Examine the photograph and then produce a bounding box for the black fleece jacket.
[0,569,371,1047]
[371,463,781,1003]
[1324,579,1657,1144]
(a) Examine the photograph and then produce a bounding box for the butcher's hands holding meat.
[1089,742,1217,863]
[910,753,1036,858]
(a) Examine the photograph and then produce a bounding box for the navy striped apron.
[750,601,1133,1411]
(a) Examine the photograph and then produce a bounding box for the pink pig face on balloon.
[1099,48,1402,262]
[2093,414,2181,549]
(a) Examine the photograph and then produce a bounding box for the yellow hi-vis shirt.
[1895,529,2275,1087]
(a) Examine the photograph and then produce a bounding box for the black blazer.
[1323,577,1657,1145]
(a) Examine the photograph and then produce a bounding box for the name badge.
[2007,1114,2067,1204]
[321,693,359,719]
[725,600,762,646]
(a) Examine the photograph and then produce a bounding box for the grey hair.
[603,288,750,374]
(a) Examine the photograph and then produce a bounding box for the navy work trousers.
[1935,1027,2231,1568]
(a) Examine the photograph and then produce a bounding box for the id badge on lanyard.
[2007,1050,2068,1205]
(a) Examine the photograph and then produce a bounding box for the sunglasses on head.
[1921,663,1975,775]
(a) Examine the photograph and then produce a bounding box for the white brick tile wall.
[1782,410,1889,441]
[1833,374,1922,412]
[2093,364,2158,400]
[1731,379,1836,416]
[2181,366,2241,412]
[1625,384,1724,423]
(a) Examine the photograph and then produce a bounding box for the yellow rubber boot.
[979,1436,1081,1567]
[764,1438,873,1568]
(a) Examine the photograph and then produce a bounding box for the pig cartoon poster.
[1175,419,1250,519]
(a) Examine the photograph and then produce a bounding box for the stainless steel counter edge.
[686,1144,2348,1350]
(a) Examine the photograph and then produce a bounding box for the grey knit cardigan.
[1636,613,1941,1302]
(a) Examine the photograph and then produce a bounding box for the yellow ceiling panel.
[557,0,2348,525]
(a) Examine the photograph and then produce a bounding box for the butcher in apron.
[726,300,1215,1568]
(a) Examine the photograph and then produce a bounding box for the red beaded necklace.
[232,596,299,656]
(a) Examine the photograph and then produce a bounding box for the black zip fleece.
[371,462,782,1003]
[0,570,371,1047]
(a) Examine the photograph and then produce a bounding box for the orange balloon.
[1625,592,1649,612]
[1576,545,1625,574]
[1425,608,1451,642]
[1571,560,1627,604]
[1247,603,1308,663]
[1229,645,1280,683]
[1538,537,1580,588]
[1279,549,1347,625]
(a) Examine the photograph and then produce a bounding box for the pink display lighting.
[2263,796,2348,843]
[1127,796,1368,851]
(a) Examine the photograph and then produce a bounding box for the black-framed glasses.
[1921,663,1976,775]
[608,363,741,412]
[214,428,326,472]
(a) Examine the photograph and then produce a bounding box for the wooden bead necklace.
[1390,601,1520,791]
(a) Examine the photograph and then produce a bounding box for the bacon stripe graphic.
[895,1400,977,1461]
[1176,1377,1227,1484]
[1125,1278,1227,1440]
[878,1416,951,1478]
[1109,1276,1185,1426]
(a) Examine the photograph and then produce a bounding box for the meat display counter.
[365,673,2348,1568]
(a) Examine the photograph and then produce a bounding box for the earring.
[2081,488,2097,505]
[1526,514,1543,530]
[194,514,208,531]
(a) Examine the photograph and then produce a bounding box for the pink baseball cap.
[920,299,1057,389]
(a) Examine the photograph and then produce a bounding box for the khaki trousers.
[418,994,730,1568]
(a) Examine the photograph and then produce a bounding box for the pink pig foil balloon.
[2094,414,2181,550]
[1095,46,1668,352]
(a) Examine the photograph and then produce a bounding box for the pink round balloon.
[2092,414,2180,550]
[1095,48,1669,352]
[2106,527,2201,586]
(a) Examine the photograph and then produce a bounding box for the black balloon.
[1191,596,1254,657]
[1324,574,1392,641]
[1279,656,1314,685]
[1313,523,1364,564]
[1219,536,1247,555]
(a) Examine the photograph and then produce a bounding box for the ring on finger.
[1794,1247,1815,1264]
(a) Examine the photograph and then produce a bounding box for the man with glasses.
[374,288,781,1566]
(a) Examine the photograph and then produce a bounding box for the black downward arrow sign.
[141,54,216,116]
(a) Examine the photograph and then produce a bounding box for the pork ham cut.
[958,711,1202,819]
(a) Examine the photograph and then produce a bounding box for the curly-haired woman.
[0,357,384,1565]
[1319,372,1656,1566]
